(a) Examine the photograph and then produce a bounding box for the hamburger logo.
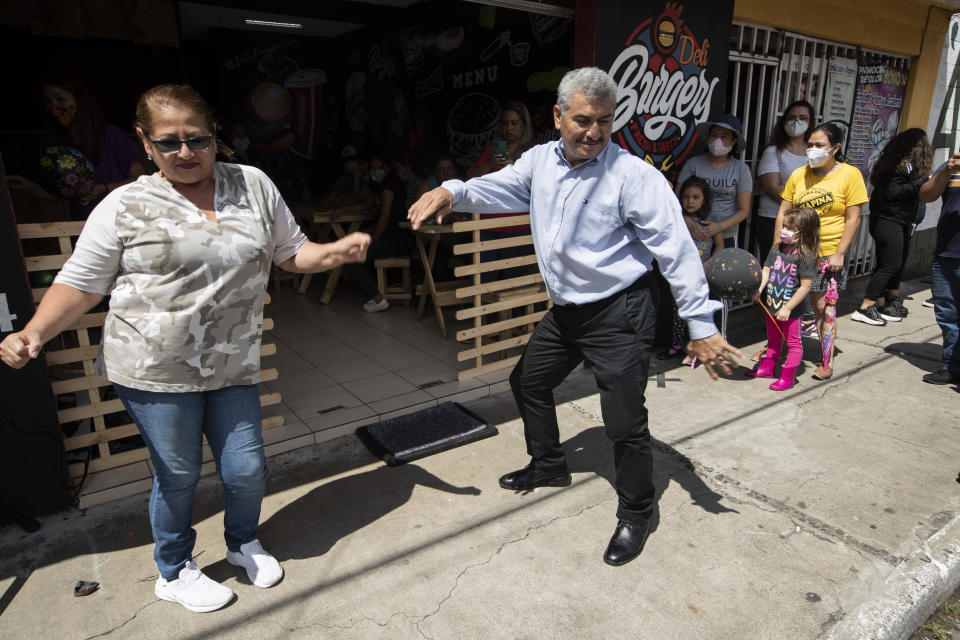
[608,2,720,181]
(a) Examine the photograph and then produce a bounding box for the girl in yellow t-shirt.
[774,123,869,380]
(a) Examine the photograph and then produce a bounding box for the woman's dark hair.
[769,100,815,150]
[869,127,933,187]
[43,76,108,164]
[805,122,845,162]
[679,176,712,220]
[782,207,820,267]
[134,84,236,160]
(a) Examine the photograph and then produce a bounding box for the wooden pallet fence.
[451,214,550,381]
[16,222,284,482]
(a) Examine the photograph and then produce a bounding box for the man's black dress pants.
[509,274,658,522]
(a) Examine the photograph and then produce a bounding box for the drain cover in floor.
[355,402,497,466]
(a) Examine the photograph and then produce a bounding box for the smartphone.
[493,140,507,156]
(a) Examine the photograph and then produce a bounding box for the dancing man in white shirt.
[408,68,740,566]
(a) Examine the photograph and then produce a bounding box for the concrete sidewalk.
[1,279,958,640]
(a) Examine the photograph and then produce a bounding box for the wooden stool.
[375,257,412,307]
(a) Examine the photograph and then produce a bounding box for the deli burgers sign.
[598,1,733,182]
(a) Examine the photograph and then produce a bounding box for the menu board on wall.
[596,0,733,183]
[845,55,909,180]
[822,57,858,141]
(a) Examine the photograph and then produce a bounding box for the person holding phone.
[468,101,536,282]
[918,149,960,385]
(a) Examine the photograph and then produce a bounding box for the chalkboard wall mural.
[347,4,573,169]
[213,30,340,200]
[207,4,572,195]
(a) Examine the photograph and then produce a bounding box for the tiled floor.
[260,278,512,447]
[76,275,518,507]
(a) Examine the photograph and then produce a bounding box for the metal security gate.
[727,23,911,279]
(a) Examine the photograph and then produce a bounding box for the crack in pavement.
[412,496,613,638]
[82,599,162,639]
[561,401,904,566]
[864,431,935,450]
[699,468,903,565]
[797,373,853,408]
[244,611,416,636]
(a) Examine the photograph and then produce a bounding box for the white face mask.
[369,168,387,183]
[806,147,832,168]
[708,138,733,157]
[779,228,797,243]
[232,137,250,152]
[784,118,808,137]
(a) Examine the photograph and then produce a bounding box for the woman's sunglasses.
[150,135,213,154]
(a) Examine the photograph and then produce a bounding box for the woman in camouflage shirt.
[0,85,370,613]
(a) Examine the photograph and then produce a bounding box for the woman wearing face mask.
[775,122,869,380]
[676,113,753,338]
[42,76,145,210]
[755,101,815,260]
[344,155,416,312]
[676,114,753,250]
[852,128,932,326]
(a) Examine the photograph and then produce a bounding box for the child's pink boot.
[746,357,777,379]
[769,366,797,391]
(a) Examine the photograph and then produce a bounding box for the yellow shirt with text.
[781,163,868,257]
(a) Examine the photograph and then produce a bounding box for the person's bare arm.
[705,191,751,236]
[0,284,103,368]
[772,198,792,240]
[408,187,454,229]
[686,333,744,380]
[279,233,371,273]
[778,276,812,320]
[758,172,782,199]
[827,205,862,272]
[920,153,960,202]
[369,189,393,240]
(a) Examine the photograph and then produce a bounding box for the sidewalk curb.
[819,511,960,640]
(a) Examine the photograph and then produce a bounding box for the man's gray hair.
[556,67,617,113]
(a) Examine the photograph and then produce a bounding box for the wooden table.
[298,206,374,303]
[400,221,457,339]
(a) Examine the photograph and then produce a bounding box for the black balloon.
[704,248,762,301]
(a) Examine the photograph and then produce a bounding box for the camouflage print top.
[54,163,307,392]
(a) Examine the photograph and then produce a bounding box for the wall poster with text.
[596,0,734,183]
[845,55,908,181]
[821,56,858,149]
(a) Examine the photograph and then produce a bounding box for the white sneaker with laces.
[227,539,283,588]
[155,560,234,613]
[363,297,390,313]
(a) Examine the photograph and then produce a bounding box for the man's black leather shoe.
[603,519,650,566]
[498,463,571,490]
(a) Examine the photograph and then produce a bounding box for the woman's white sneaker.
[155,560,234,612]
[363,297,390,312]
[227,539,283,588]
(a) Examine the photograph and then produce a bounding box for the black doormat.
[355,402,497,466]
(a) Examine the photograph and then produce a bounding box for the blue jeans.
[114,384,266,580]
[932,256,960,374]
